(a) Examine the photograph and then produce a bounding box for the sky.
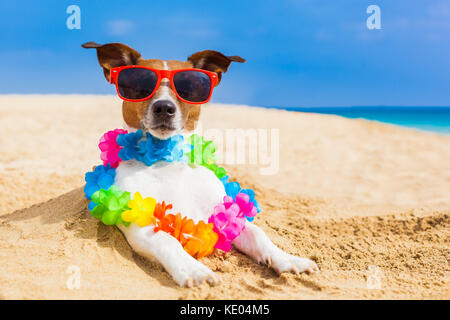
[0,0,449,107]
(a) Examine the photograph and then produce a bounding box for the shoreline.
[1,95,449,134]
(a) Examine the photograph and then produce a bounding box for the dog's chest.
[113,160,226,222]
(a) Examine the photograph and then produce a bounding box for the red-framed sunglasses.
[110,66,218,104]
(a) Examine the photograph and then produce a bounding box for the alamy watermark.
[66,265,81,290]
[66,5,81,30]
[193,122,280,175]
[366,265,383,289]
[366,5,381,30]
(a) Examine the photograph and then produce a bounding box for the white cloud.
[428,1,450,17]
[106,19,135,36]
[151,13,220,39]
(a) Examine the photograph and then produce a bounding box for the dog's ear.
[188,50,245,85]
[82,42,142,82]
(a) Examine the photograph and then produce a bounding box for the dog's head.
[82,42,245,139]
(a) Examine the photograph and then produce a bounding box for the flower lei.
[84,129,261,259]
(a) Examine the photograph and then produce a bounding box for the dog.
[83,42,319,287]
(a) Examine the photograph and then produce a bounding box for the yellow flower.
[121,192,156,227]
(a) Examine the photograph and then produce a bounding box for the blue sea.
[263,106,450,135]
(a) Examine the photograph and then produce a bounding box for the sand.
[0,95,448,299]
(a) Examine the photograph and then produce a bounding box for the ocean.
[263,106,450,135]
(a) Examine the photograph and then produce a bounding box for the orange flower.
[154,201,173,220]
[179,217,195,245]
[183,221,218,259]
[154,213,176,234]
[154,213,194,245]
[152,200,218,258]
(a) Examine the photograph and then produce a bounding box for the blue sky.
[0,0,449,107]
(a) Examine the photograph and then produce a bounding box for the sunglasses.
[109,66,218,104]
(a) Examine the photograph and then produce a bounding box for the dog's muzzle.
[146,100,178,138]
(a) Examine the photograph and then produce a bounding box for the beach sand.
[0,95,449,299]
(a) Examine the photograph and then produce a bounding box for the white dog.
[83,42,319,287]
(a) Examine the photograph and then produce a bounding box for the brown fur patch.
[166,60,193,70]
[188,50,245,85]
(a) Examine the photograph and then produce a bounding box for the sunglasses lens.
[117,68,158,100]
[173,71,212,102]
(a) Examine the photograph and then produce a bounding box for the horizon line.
[0,94,449,109]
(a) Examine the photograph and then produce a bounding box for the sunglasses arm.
[110,69,119,84]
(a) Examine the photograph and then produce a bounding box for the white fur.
[118,223,218,287]
[116,160,225,286]
[115,159,318,287]
[233,223,319,274]
[156,61,174,104]
[115,160,225,223]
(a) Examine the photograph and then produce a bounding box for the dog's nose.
[152,100,176,118]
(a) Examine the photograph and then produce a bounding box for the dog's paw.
[261,251,319,275]
[172,256,220,287]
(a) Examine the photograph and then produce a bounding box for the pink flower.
[235,193,257,218]
[98,129,128,168]
[223,193,257,218]
[208,197,246,252]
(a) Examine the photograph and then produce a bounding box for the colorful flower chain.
[117,129,190,166]
[84,129,262,258]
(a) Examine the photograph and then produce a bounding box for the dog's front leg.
[233,223,319,274]
[118,224,219,287]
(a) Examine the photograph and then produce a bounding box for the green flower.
[90,186,131,226]
[204,163,227,179]
[187,134,216,166]
[187,134,228,179]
